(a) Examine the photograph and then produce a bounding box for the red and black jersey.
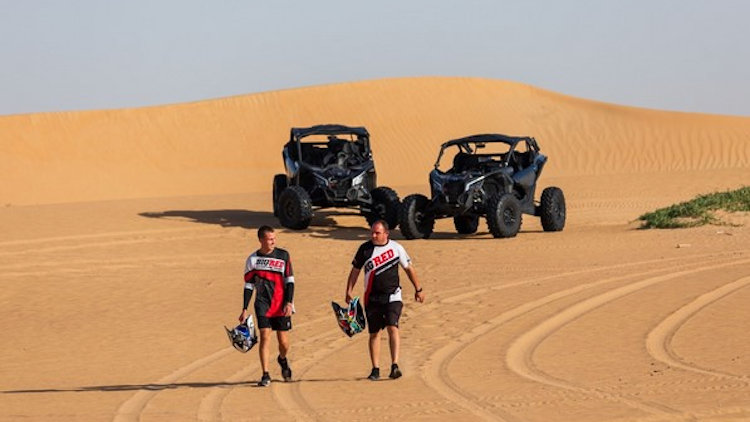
[244,247,294,318]
[352,240,411,306]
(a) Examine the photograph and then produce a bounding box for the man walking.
[239,225,295,386]
[345,220,425,380]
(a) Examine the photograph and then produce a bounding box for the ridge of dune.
[1,76,749,205]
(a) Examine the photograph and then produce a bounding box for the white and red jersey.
[244,248,294,317]
[352,240,411,306]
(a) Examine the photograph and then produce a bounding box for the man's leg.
[367,331,382,380]
[257,327,272,386]
[258,328,272,372]
[386,325,400,365]
[385,300,403,379]
[276,330,292,381]
[277,330,290,358]
[369,331,381,369]
[386,326,402,379]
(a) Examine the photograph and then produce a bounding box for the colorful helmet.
[225,315,258,353]
[332,296,366,337]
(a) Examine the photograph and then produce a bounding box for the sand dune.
[1,77,748,205]
[1,77,749,421]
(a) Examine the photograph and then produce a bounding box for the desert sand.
[1,77,749,421]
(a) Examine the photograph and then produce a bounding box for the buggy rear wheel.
[272,174,287,217]
[399,194,434,240]
[487,194,522,238]
[278,186,313,230]
[539,187,566,232]
[365,186,401,229]
[453,215,479,234]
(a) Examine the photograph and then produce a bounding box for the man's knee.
[259,328,272,341]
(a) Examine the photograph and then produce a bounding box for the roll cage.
[286,125,372,169]
[434,134,540,172]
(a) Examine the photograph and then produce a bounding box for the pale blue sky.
[1,1,748,116]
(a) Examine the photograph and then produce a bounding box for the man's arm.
[283,282,295,316]
[283,252,295,316]
[404,266,425,303]
[239,283,254,322]
[345,267,360,303]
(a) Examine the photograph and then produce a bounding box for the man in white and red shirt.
[345,220,425,381]
[239,225,295,387]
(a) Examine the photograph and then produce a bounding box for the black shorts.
[257,315,292,331]
[365,301,403,333]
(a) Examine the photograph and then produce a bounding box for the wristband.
[415,287,423,293]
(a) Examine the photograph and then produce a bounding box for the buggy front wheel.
[487,194,522,238]
[539,186,566,232]
[278,186,313,230]
[365,186,401,229]
[398,194,434,240]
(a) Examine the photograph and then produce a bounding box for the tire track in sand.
[424,265,685,420]
[505,257,750,416]
[113,315,326,422]
[422,253,746,421]
[196,320,345,422]
[272,272,583,422]
[113,348,235,422]
[112,253,742,421]
[646,274,750,380]
[0,228,202,247]
[196,273,492,422]
[0,232,225,257]
[222,283,478,421]
[261,281,503,421]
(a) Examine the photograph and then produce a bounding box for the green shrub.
[638,186,750,229]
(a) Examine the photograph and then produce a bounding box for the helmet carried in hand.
[225,315,258,353]
[332,296,366,337]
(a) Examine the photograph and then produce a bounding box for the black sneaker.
[367,367,380,381]
[389,364,402,379]
[278,355,292,382]
[258,372,271,387]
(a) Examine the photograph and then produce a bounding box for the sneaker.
[367,367,380,381]
[389,364,402,379]
[258,372,271,387]
[278,355,292,382]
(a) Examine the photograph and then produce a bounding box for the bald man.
[345,220,425,380]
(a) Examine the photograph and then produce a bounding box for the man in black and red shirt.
[345,220,425,380]
[239,225,295,387]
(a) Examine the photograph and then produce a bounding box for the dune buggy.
[273,124,400,230]
[398,134,565,239]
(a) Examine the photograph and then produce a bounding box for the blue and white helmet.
[225,315,258,353]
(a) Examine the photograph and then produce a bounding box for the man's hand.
[345,267,360,304]
[238,309,248,323]
[415,289,425,303]
[283,302,294,317]
[405,266,424,303]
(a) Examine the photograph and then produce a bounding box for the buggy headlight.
[464,177,482,192]
[314,172,329,187]
[352,171,366,187]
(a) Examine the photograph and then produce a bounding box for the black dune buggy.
[273,124,400,230]
[399,134,566,239]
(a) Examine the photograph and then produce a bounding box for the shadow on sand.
[138,209,542,241]
[138,209,373,241]
[1,377,362,394]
